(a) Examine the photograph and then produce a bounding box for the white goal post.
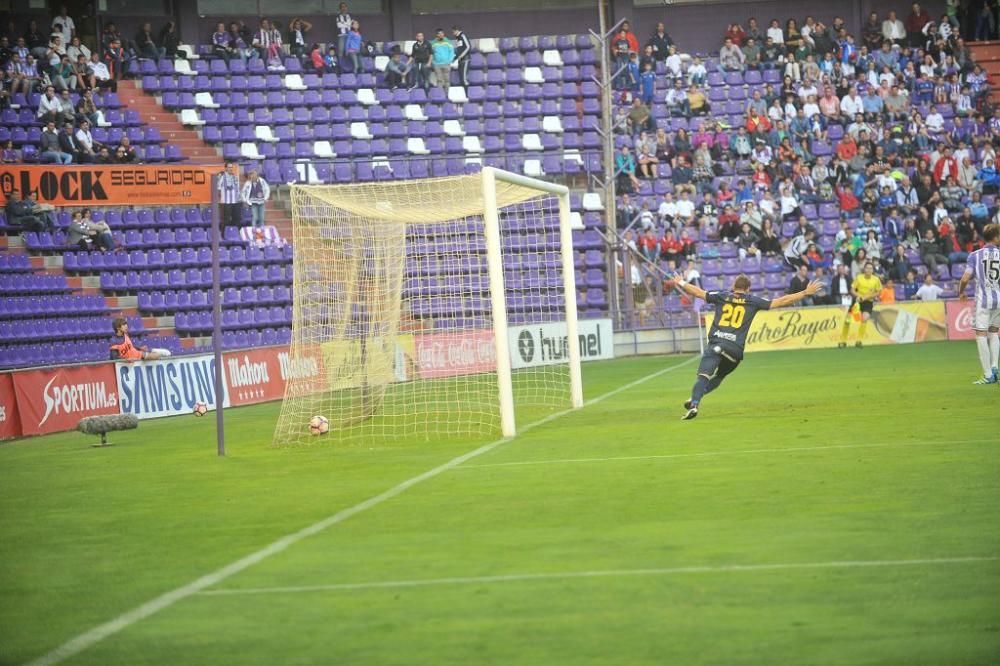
[272,167,584,445]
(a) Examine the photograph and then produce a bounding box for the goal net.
[272,168,583,446]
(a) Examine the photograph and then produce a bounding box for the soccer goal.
[272,168,584,445]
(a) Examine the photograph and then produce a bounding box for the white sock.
[989,333,1000,370]
[976,336,992,377]
[151,348,172,357]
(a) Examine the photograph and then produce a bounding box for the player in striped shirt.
[958,223,1000,384]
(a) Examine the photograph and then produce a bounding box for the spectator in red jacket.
[659,229,683,264]
[933,146,958,184]
[725,23,746,47]
[905,3,932,46]
[621,20,639,53]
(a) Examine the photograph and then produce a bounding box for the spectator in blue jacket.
[431,28,454,89]
[977,158,1000,193]
[344,20,362,73]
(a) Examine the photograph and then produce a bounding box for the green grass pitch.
[1,342,998,665]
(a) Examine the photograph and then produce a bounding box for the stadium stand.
[0,7,993,368]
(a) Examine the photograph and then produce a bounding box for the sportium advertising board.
[704,302,948,353]
[0,165,221,206]
[0,373,23,439]
[508,318,615,369]
[11,363,120,436]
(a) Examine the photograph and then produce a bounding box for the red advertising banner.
[414,330,497,379]
[13,363,119,436]
[945,300,977,341]
[0,372,23,440]
[223,345,323,407]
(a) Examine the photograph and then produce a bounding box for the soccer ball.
[192,401,208,416]
[309,415,330,435]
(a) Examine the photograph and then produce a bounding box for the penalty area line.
[23,355,696,666]
[457,438,994,469]
[197,556,1000,596]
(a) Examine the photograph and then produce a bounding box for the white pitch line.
[457,438,993,469]
[197,556,1000,597]
[24,356,697,666]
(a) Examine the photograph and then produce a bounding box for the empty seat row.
[99,265,292,291]
[138,285,292,312]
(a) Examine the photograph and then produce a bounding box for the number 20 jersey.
[705,291,772,357]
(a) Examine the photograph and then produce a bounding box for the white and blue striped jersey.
[966,244,1000,309]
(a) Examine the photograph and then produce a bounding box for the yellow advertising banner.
[320,335,416,390]
[704,302,948,353]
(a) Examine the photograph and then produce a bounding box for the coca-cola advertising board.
[0,373,22,439]
[414,330,497,379]
[12,363,119,436]
[945,301,977,341]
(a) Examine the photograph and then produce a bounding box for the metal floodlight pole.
[210,175,225,457]
[594,0,621,327]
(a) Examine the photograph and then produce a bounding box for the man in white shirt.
[926,106,945,134]
[665,78,688,115]
[658,192,678,226]
[840,86,864,117]
[89,52,112,90]
[797,80,818,101]
[915,273,944,300]
[51,6,75,46]
[784,229,815,268]
[675,191,696,227]
[75,120,102,159]
[36,85,61,122]
[802,94,821,119]
[882,11,906,43]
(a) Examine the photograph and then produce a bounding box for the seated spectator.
[58,120,87,163]
[758,218,782,255]
[76,88,99,126]
[736,222,761,260]
[687,56,707,85]
[615,145,640,193]
[627,97,655,134]
[67,210,114,251]
[39,120,71,163]
[5,189,54,232]
[159,21,181,59]
[718,204,740,241]
[638,228,658,262]
[211,22,234,62]
[116,136,137,163]
[784,228,815,268]
[915,272,943,300]
[879,278,896,303]
[87,51,113,91]
[225,22,253,61]
[135,22,163,59]
[685,84,709,118]
[719,37,745,73]
[66,35,89,63]
[75,119,102,160]
[919,228,949,274]
[383,50,411,90]
[1,140,20,163]
[740,199,763,231]
[788,264,813,305]
[36,85,61,123]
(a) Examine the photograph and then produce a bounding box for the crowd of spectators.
[615,5,999,308]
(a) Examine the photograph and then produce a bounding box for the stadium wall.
[1,300,976,441]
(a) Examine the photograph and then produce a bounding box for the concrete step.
[106,295,138,309]
[42,255,62,269]
[6,235,24,248]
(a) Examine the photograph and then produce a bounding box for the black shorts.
[697,343,742,382]
[850,298,874,315]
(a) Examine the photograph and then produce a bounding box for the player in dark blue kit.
[672,273,822,420]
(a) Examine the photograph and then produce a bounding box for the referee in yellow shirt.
[839,261,883,348]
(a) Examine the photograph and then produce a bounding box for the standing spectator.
[5,190,54,232]
[647,22,673,60]
[343,20,362,73]
[915,272,944,300]
[431,28,454,89]
[241,169,270,231]
[335,3,351,60]
[51,5,75,45]
[862,12,883,51]
[410,32,431,91]
[286,19,311,59]
[906,3,932,46]
[766,19,784,45]
[452,25,471,88]
[218,162,242,228]
[103,38,125,87]
[38,120,71,163]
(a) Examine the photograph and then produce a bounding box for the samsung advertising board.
[116,354,230,419]
[508,319,614,370]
